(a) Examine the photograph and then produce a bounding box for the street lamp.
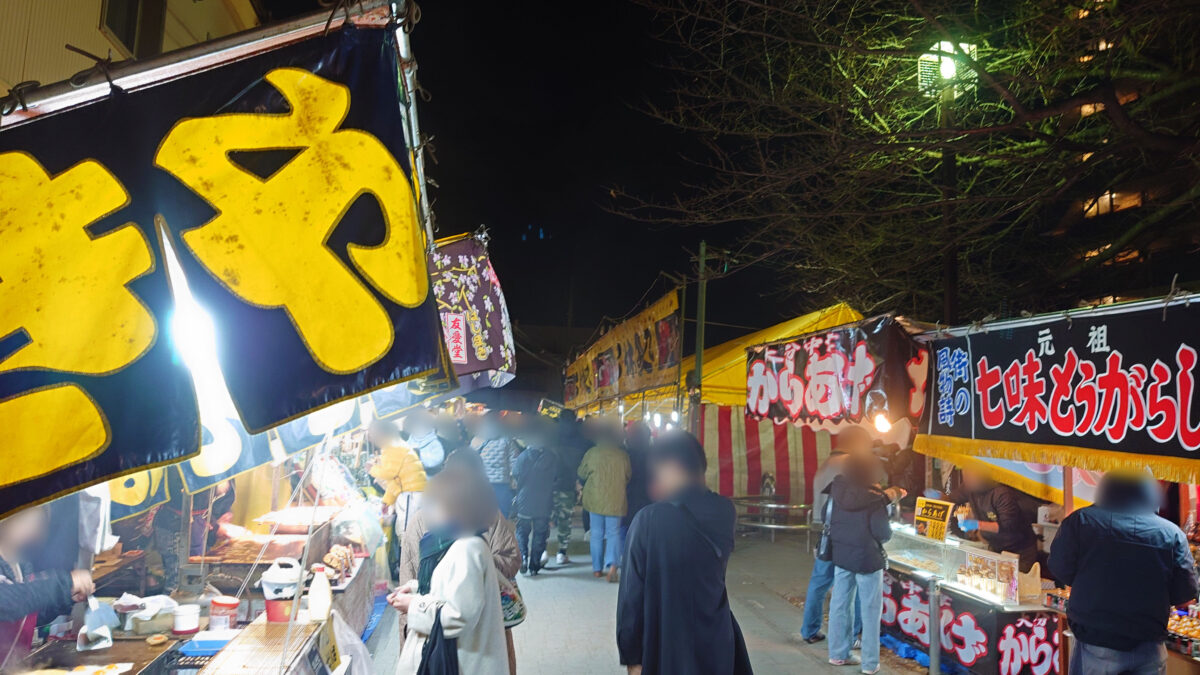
[918,41,977,325]
[918,41,977,98]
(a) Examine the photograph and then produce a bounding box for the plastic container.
[209,596,240,631]
[172,604,201,635]
[265,599,295,623]
[308,565,332,622]
[259,557,303,600]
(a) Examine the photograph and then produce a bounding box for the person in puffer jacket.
[368,420,428,538]
[1049,471,1198,675]
[825,451,905,674]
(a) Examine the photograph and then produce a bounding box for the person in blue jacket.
[512,420,561,576]
[1049,470,1198,675]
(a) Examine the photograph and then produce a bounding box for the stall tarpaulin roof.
[583,302,861,414]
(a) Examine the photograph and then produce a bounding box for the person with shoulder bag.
[392,461,509,675]
[825,450,905,675]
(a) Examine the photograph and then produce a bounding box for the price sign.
[914,497,954,541]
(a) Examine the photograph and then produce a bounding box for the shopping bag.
[498,576,526,628]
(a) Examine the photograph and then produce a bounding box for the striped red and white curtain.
[698,404,836,505]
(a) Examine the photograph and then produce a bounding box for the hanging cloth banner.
[429,235,516,386]
[744,315,928,438]
[109,468,172,523]
[931,451,1101,508]
[153,27,443,432]
[178,416,279,494]
[276,398,364,456]
[0,27,445,514]
[563,292,682,408]
[915,296,1200,482]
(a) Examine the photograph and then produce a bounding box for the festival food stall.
[0,0,525,669]
[882,522,1064,675]
[912,293,1200,674]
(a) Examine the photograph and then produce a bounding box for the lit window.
[1083,191,1142,218]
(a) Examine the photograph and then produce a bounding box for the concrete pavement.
[369,528,922,674]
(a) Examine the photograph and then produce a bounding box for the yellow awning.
[584,302,862,416]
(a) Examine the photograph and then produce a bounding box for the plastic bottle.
[308,565,332,622]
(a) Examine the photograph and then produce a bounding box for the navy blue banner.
[0,27,443,514]
[178,416,276,494]
[277,398,364,456]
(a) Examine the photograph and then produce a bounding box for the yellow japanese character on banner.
[0,153,155,487]
[109,467,165,508]
[155,68,428,374]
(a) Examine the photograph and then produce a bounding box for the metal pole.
[691,241,708,435]
[939,87,959,325]
[928,580,942,674]
[676,282,686,415]
[393,2,436,248]
[1,0,394,129]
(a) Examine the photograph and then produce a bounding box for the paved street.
[370,527,920,674]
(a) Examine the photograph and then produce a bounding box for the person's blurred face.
[625,422,652,449]
[406,411,435,438]
[368,420,398,447]
[839,426,874,459]
[0,507,47,552]
[478,415,501,439]
[649,460,691,501]
[962,468,992,492]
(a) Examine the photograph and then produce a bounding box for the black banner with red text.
[745,316,928,432]
[883,567,1062,675]
[919,300,1200,474]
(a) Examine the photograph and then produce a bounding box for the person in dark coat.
[622,421,653,531]
[1049,471,1198,675]
[616,431,752,675]
[512,421,561,576]
[950,468,1041,572]
[826,452,904,674]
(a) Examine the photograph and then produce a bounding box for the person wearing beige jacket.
[397,450,522,674]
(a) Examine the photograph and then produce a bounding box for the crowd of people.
[373,409,751,675]
[0,403,1193,675]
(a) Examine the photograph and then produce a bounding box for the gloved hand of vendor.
[957,516,980,532]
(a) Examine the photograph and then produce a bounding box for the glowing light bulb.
[652,413,662,428]
[938,41,957,79]
[874,414,893,433]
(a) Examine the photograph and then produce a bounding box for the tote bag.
[417,608,460,675]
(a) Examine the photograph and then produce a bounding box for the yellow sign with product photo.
[913,497,954,541]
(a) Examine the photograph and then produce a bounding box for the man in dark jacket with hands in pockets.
[1049,471,1198,675]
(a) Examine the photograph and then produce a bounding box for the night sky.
[412,2,790,356]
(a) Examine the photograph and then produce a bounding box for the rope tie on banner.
[1163,273,1190,320]
[0,81,40,116]
[65,44,122,94]
[322,0,358,36]
[396,0,421,33]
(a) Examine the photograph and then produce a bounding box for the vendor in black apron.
[951,469,1040,572]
